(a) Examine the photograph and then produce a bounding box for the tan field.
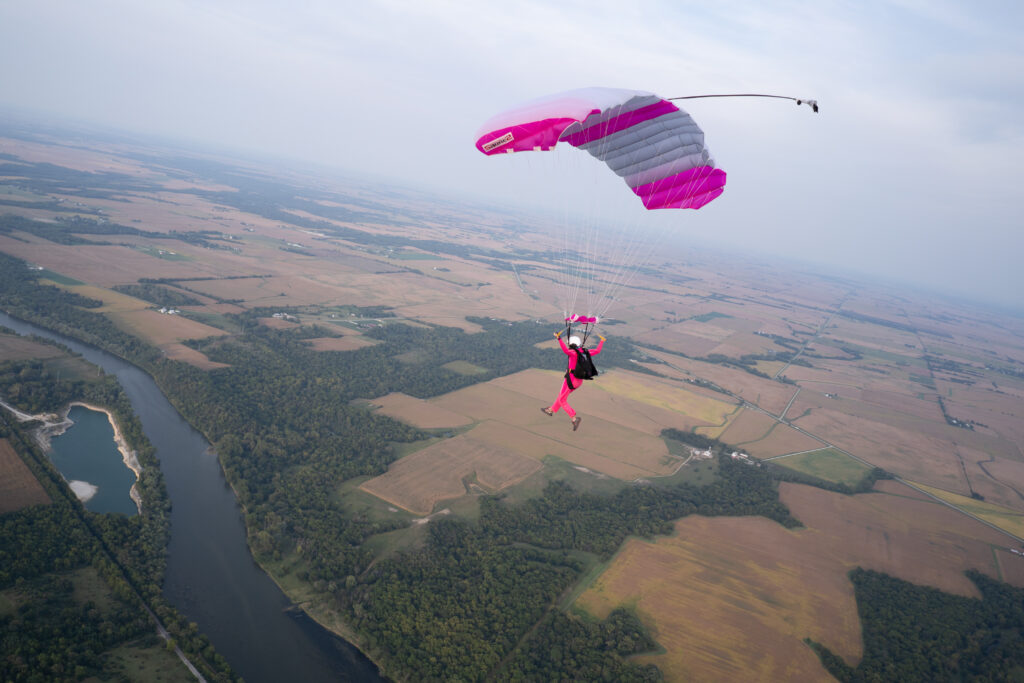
[373,393,473,429]
[107,309,227,347]
[713,407,776,444]
[0,439,51,513]
[364,367,733,498]
[735,422,824,458]
[909,481,1024,539]
[306,336,378,352]
[0,334,65,361]
[790,407,969,493]
[576,481,1019,682]
[359,423,543,514]
[162,343,230,370]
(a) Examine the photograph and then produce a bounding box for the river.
[0,312,383,682]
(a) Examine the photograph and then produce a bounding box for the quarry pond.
[48,404,139,516]
[0,311,383,683]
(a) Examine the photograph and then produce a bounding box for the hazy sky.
[2,1,1022,309]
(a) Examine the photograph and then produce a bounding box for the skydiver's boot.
[572,416,581,431]
[541,407,554,416]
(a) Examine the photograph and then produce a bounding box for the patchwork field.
[0,439,50,513]
[575,481,1020,682]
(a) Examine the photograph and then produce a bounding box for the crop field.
[645,350,799,416]
[359,424,542,514]
[790,407,969,492]
[162,343,230,370]
[106,309,228,348]
[771,448,872,486]
[713,407,776,444]
[372,392,473,429]
[306,335,378,352]
[367,369,702,491]
[909,481,1024,539]
[61,284,149,312]
[731,422,823,458]
[588,370,737,427]
[0,439,50,513]
[575,480,1019,681]
[441,360,487,375]
[0,334,65,361]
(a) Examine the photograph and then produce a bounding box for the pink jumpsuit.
[548,337,604,418]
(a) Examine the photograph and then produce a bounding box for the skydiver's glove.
[555,331,562,338]
[599,335,606,341]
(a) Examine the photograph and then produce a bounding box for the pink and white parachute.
[475,87,726,210]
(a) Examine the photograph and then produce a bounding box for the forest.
[808,568,1024,682]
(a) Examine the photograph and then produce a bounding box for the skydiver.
[541,330,604,431]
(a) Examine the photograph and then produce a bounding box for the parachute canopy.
[475,87,726,210]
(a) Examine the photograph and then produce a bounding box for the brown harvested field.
[0,334,64,361]
[370,369,709,484]
[738,423,823,458]
[107,309,227,347]
[790,407,969,493]
[575,481,1018,682]
[646,349,798,416]
[358,424,542,514]
[0,439,50,513]
[62,285,148,312]
[998,550,1024,585]
[373,393,473,429]
[162,343,230,370]
[779,482,1018,592]
[714,407,776,445]
[431,373,683,479]
[306,336,378,352]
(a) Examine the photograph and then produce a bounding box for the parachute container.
[475,87,726,210]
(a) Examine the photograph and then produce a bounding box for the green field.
[691,312,731,323]
[772,448,871,486]
[442,359,488,375]
[38,268,83,285]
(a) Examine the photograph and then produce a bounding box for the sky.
[1,0,1022,310]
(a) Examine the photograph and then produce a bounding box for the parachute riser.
[564,319,595,348]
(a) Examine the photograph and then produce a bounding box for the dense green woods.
[810,568,1024,682]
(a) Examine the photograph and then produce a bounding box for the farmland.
[771,448,872,487]
[575,481,1020,681]
[2,127,1024,681]
[0,439,50,513]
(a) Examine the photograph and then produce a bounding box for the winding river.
[0,312,383,682]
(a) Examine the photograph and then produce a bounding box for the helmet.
[568,336,582,347]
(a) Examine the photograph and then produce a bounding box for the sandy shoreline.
[0,397,143,513]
